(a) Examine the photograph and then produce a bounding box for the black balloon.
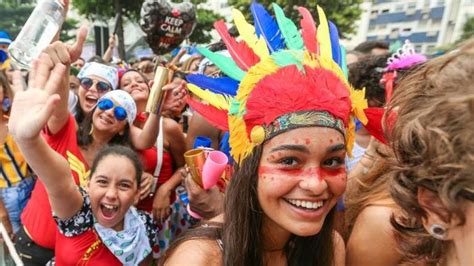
[140,0,197,55]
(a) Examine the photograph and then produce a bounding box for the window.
[371,10,379,15]
[381,9,390,13]
[403,28,412,32]
[395,4,404,12]
[378,24,387,29]
[369,24,376,31]
[415,45,422,53]
[408,2,416,9]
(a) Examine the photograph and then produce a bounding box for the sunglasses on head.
[97,98,128,122]
[79,78,112,93]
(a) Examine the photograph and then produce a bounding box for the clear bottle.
[9,0,66,69]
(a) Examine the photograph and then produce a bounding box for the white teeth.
[103,204,117,210]
[287,199,323,210]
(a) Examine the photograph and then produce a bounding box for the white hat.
[99,90,137,125]
[78,62,118,90]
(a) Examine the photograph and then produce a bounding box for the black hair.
[354,40,389,55]
[89,145,143,188]
[348,54,390,107]
[76,105,132,149]
[87,55,106,64]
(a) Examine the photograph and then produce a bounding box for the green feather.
[340,46,349,79]
[272,3,304,50]
[271,50,304,71]
[197,47,246,81]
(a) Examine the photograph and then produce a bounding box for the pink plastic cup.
[202,151,228,190]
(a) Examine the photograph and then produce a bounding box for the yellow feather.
[186,84,231,110]
[232,9,269,59]
[316,6,332,61]
[350,86,369,125]
[346,116,356,158]
[228,115,255,164]
[237,56,279,102]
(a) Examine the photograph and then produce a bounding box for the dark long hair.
[223,146,336,266]
[77,106,131,149]
[161,146,336,266]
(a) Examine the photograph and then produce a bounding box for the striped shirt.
[0,134,31,188]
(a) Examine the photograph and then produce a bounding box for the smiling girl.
[8,57,157,265]
[160,3,369,265]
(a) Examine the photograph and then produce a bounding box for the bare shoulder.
[346,205,401,265]
[164,239,222,266]
[163,117,181,133]
[333,231,345,266]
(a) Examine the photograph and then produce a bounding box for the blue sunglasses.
[97,98,128,122]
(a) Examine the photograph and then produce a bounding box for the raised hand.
[8,62,66,142]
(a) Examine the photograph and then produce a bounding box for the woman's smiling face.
[257,126,347,237]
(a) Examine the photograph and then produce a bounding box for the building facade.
[350,0,474,53]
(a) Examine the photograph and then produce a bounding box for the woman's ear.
[417,187,454,240]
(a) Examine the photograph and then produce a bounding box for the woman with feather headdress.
[160,3,375,265]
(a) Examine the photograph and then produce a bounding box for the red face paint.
[305,138,311,145]
[258,165,347,195]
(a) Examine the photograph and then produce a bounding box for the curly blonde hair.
[387,38,474,263]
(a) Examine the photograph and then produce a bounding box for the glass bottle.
[9,0,66,69]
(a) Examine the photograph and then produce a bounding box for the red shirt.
[21,115,89,249]
[136,147,175,212]
[55,230,121,266]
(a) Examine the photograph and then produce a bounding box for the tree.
[72,0,221,59]
[72,0,144,59]
[60,18,80,43]
[459,16,474,43]
[227,0,363,38]
[0,3,34,39]
[189,7,223,44]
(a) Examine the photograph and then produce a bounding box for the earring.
[2,98,11,112]
[429,224,447,240]
[89,127,94,136]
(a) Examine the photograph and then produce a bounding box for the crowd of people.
[0,1,472,266]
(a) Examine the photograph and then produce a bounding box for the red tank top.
[136,147,175,212]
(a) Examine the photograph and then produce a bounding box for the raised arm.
[130,82,187,150]
[9,62,83,220]
[41,26,87,134]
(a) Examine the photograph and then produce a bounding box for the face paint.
[257,127,347,238]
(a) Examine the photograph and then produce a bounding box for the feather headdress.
[187,3,369,163]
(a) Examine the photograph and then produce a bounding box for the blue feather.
[328,21,341,67]
[186,74,239,96]
[250,1,286,53]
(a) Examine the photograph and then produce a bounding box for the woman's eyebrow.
[327,143,345,153]
[270,144,309,154]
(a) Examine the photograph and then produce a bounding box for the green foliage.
[71,0,144,21]
[60,18,80,42]
[227,0,363,38]
[459,16,474,42]
[0,3,34,39]
[189,8,223,44]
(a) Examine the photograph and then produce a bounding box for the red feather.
[244,65,351,136]
[214,20,260,71]
[187,97,229,131]
[363,108,387,144]
[297,7,318,54]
